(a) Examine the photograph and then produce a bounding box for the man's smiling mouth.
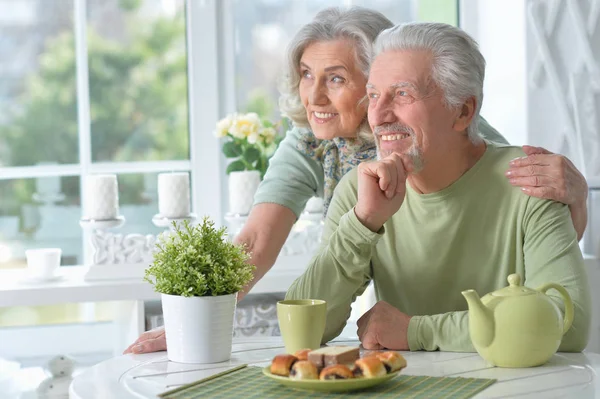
[380,133,410,141]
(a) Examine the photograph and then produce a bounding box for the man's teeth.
[314,112,336,118]
[381,134,409,141]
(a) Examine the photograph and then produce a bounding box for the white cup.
[25,248,62,279]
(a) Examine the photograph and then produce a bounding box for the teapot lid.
[491,274,536,297]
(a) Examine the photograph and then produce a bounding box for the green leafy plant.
[144,218,255,297]
[214,112,284,178]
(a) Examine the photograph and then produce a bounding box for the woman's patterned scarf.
[296,130,377,217]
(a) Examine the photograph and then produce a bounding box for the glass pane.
[232,0,457,120]
[232,0,345,121]
[0,0,78,167]
[87,0,189,162]
[351,0,417,23]
[117,172,180,237]
[0,176,82,270]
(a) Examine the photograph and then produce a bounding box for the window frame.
[0,0,226,268]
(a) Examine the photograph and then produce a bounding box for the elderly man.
[285,22,591,352]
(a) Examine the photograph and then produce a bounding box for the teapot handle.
[537,283,574,336]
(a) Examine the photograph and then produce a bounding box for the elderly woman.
[125,7,588,355]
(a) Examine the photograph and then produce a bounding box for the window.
[87,0,189,163]
[0,0,191,364]
[232,0,458,123]
[0,0,188,271]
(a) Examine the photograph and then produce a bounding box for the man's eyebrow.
[299,62,310,70]
[366,81,420,91]
[390,81,419,91]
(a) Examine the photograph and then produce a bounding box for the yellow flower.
[260,127,277,145]
[247,132,259,144]
[214,115,233,138]
[230,113,261,139]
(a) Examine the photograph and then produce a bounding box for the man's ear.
[452,97,476,133]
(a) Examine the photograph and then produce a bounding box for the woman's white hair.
[373,23,486,142]
[278,7,393,140]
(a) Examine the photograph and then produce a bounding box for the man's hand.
[357,301,412,350]
[123,326,167,354]
[354,153,408,232]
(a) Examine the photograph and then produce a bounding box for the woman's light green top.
[253,116,508,217]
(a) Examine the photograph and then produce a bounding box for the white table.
[70,336,600,399]
[0,256,310,358]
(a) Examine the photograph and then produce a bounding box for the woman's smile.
[312,111,339,124]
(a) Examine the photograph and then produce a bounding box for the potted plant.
[144,218,255,364]
[214,112,283,215]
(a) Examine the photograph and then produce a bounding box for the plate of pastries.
[263,346,407,392]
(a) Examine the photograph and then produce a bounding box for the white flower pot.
[161,292,237,364]
[228,170,261,215]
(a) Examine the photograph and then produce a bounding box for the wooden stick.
[158,364,248,398]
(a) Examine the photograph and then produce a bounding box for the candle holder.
[151,213,198,230]
[224,210,324,256]
[79,215,156,281]
[77,173,196,281]
[79,215,126,230]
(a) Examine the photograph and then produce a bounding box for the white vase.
[161,292,237,364]
[228,170,261,215]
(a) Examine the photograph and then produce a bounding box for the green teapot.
[462,273,573,368]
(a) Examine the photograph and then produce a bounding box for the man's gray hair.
[279,7,393,139]
[373,23,485,142]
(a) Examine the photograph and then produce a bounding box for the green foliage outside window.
[0,3,188,212]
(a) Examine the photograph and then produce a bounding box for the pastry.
[270,354,298,377]
[308,346,360,368]
[375,351,407,373]
[319,364,354,380]
[353,356,387,378]
[293,348,311,361]
[289,360,319,380]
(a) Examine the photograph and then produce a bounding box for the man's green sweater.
[286,143,591,352]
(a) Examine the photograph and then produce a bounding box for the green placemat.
[159,366,496,399]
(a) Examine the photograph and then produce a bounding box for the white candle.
[158,172,190,218]
[85,174,119,220]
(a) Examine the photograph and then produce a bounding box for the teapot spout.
[462,290,495,349]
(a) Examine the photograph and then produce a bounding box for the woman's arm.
[235,203,297,301]
[506,145,588,241]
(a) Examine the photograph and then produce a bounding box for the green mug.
[277,299,327,354]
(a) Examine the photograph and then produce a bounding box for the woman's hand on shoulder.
[505,145,588,206]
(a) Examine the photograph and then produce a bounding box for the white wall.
[461,0,529,146]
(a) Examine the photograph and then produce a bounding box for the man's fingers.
[381,161,398,198]
[522,145,552,156]
[391,153,408,192]
[361,331,383,350]
[363,162,396,198]
[362,163,389,192]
